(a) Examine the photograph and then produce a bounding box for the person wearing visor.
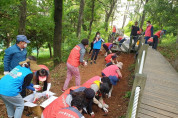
[4,35,30,75]
[26,65,51,102]
[0,56,40,118]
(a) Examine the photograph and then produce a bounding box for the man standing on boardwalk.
[62,39,89,92]
[144,21,153,44]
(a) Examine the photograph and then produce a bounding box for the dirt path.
[0,50,135,118]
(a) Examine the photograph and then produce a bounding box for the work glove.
[33,91,38,103]
[46,83,51,98]
[90,112,95,117]
[108,92,111,98]
[4,71,9,75]
[109,50,112,53]
[104,103,109,108]
[103,107,108,113]
[98,103,103,108]
[33,85,41,91]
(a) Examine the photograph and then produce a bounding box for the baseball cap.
[17,35,30,43]
[111,54,117,59]
[108,76,119,85]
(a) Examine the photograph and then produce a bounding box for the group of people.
[0,35,52,118]
[130,21,166,50]
[56,37,124,117]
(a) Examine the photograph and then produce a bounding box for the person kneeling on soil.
[26,65,51,102]
[0,56,40,118]
[103,42,113,56]
[42,86,95,118]
[102,62,123,79]
[105,52,121,67]
[82,76,110,113]
[52,95,86,118]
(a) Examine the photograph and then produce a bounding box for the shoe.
[61,89,65,92]
[90,62,92,64]
[94,61,96,64]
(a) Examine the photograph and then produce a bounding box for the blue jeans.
[91,49,100,61]
[119,38,126,47]
[144,36,150,44]
[0,94,24,118]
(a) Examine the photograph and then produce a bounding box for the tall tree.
[18,0,27,34]
[88,0,95,39]
[53,0,63,65]
[77,0,85,39]
[122,2,129,29]
[140,0,149,29]
[175,30,178,70]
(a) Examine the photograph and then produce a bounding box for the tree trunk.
[122,3,129,29]
[104,0,117,32]
[77,0,85,39]
[53,0,63,65]
[18,0,27,35]
[174,30,178,71]
[88,0,95,39]
[48,43,52,58]
[140,0,149,29]
[37,46,39,58]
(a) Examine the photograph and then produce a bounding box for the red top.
[155,30,162,38]
[67,45,81,67]
[82,76,100,88]
[145,25,153,37]
[105,53,114,63]
[112,27,116,33]
[42,86,80,118]
[102,65,119,78]
[118,36,123,41]
[105,43,112,47]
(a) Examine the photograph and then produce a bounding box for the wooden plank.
[139,103,178,118]
[142,93,178,108]
[140,97,178,114]
[138,107,172,118]
[142,91,178,104]
[137,112,156,118]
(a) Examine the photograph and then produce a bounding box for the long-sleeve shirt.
[4,44,27,71]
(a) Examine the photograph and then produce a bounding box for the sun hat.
[116,62,123,69]
[19,58,41,71]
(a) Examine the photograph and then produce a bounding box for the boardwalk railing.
[126,36,149,118]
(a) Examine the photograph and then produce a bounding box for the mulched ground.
[0,50,135,118]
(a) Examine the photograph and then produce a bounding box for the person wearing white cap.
[102,62,123,78]
[3,35,31,75]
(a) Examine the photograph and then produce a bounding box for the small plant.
[124,91,131,98]
[119,115,126,118]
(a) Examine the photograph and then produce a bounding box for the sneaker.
[90,62,92,64]
[94,61,96,64]
[61,89,65,92]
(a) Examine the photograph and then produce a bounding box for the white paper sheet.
[23,91,57,108]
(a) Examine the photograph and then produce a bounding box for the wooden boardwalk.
[137,47,178,118]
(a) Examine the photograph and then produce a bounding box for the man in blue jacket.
[3,35,30,75]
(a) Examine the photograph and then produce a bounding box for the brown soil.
[0,50,135,118]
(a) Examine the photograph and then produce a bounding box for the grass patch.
[158,34,177,64]
[124,91,131,98]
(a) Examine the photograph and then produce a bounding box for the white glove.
[90,112,95,117]
[108,92,111,98]
[98,103,103,108]
[46,83,51,98]
[33,91,38,103]
[4,71,9,75]
[104,104,109,108]
[109,50,112,53]
[103,107,108,113]
[33,85,41,91]
[83,60,87,66]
